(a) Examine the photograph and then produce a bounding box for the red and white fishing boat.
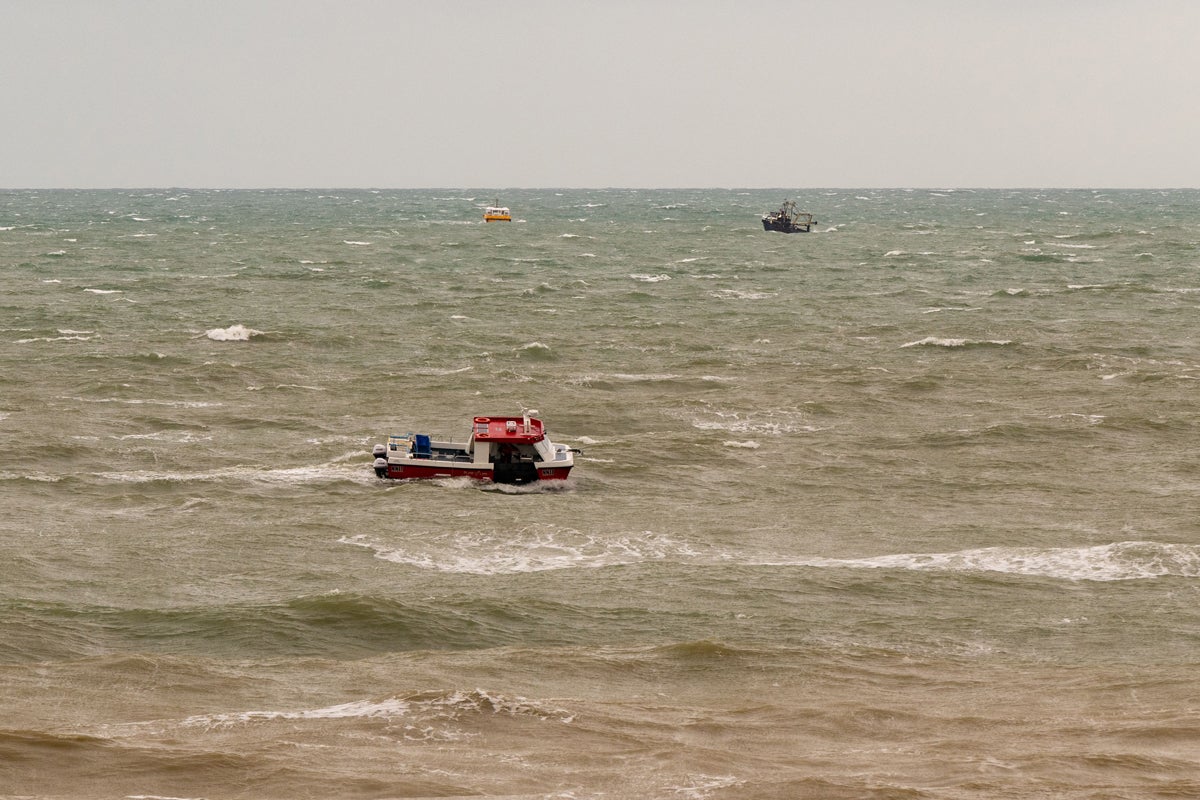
[372,413,577,484]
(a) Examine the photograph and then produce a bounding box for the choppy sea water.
[2,188,1199,799]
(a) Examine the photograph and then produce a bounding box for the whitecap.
[723,440,760,449]
[409,364,472,376]
[15,335,95,343]
[774,542,1200,582]
[71,397,220,408]
[178,690,573,731]
[630,273,671,282]
[114,431,213,443]
[341,528,701,575]
[205,324,263,341]
[690,410,817,436]
[181,698,412,727]
[902,336,967,348]
[84,288,121,294]
[710,289,774,300]
[0,471,61,483]
[611,372,679,381]
[343,240,371,246]
[900,337,1012,348]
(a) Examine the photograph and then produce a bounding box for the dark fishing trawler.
[372,412,577,484]
[762,199,816,233]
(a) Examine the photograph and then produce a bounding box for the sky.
[3,0,1198,189]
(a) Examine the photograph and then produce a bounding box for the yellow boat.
[483,200,511,222]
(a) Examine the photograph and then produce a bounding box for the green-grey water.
[2,188,1199,799]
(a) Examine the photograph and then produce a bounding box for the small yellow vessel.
[483,200,511,222]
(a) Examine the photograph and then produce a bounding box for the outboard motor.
[372,444,388,478]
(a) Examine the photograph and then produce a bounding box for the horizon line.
[3,186,1198,192]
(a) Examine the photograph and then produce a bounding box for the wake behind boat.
[372,413,576,484]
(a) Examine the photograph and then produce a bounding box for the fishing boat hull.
[762,218,812,233]
[381,462,572,483]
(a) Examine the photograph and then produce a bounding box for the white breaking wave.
[901,336,1013,348]
[205,324,263,341]
[710,289,774,300]
[764,542,1200,582]
[69,397,220,408]
[610,372,679,381]
[341,528,702,575]
[114,431,213,443]
[175,689,574,730]
[15,334,96,343]
[689,410,819,436]
[181,697,412,727]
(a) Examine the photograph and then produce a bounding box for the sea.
[2,188,1199,799]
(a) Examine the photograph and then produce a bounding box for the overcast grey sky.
[4,0,1197,188]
